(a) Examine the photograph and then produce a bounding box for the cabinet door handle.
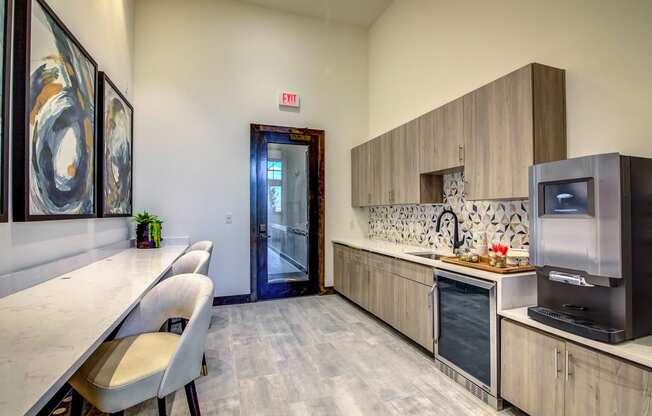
[432,283,439,343]
[554,347,560,378]
[428,284,435,310]
[458,145,464,162]
[565,350,572,381]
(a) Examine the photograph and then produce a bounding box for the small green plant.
[134,211,163,248]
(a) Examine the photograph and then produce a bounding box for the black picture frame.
[0,0,12,223]
[12,0,98,222]
[97,72,134,218]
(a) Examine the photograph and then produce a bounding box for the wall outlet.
[225,213,233,224]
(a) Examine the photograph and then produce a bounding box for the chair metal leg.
[157,396,167,416]
[184,380,201,416]
[201,353,208,376]
[166,318,172,332]
[70,390,83,416]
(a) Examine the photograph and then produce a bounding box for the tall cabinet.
[463,63,566,200]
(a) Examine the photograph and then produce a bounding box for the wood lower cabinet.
[565,342,652,416]
[501,319,565,416]
[333,244,348,296]
[368,253,397,327]
[347,249,369,310]
[334,244,434,352]
[397,277,434,351]
[501,319,652,416]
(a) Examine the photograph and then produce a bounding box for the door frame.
[250,124,325,301]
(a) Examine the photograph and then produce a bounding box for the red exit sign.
[279,91,300,108]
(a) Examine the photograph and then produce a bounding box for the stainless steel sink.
[405,252,445,260]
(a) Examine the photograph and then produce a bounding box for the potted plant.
[134,211,163,249]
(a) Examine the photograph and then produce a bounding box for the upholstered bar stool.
[169,249,211,375]
[166,251,209,333]
[188,240,214,258]
[171,250,210,276]
[185,241,214,376]
[69,274,213,416]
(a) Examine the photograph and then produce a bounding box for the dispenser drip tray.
[527,306,626,344]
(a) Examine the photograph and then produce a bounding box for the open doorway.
[250,125,325,300]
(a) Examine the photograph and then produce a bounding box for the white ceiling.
[239,0,392,28]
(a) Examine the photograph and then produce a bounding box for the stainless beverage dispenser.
[528,153,652,343]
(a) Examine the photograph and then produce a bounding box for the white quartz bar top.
[332,238,535,282]
[0,245,188,416]
[500,307,652,369]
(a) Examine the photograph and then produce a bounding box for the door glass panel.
[266,143,309,284]
[437,275,491,387]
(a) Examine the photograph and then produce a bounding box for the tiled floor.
[100,295,523,415]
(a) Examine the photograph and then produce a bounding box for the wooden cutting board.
[441,255,535,274]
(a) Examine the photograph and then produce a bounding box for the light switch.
[225,213,233,224]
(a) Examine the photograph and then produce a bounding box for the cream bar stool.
[171,250,210,276]
[69,274,214,416]
[185,241,214,375]
[167,251,210,332]
[188,240,214,258]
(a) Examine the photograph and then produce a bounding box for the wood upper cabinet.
[351,123,420,207]
[390,120,420,205]
[565,342,652,416]
[502,318,652,416]
[352,63,566,206]
[351,146,362,207]
[501,319,565,416]
[351,138,383,207]
[464,63,566,200]
[419,96,465,174]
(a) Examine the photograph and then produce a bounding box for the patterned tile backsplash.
[368,172,529,251]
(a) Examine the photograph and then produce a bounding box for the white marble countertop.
[332,238,535,282]
[0,245,188,416]
[500,307,652,369]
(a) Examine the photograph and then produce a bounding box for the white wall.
[368,0,652,158]
[0,1,135,275]
[133,0,368,296]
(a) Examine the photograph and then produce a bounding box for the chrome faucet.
[435,209,464,252]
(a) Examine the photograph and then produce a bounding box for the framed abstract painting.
[98,72,133,217]
[0,0,11,223]
[12,0,98,221]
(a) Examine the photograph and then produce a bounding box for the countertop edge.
[500,307,652,369]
